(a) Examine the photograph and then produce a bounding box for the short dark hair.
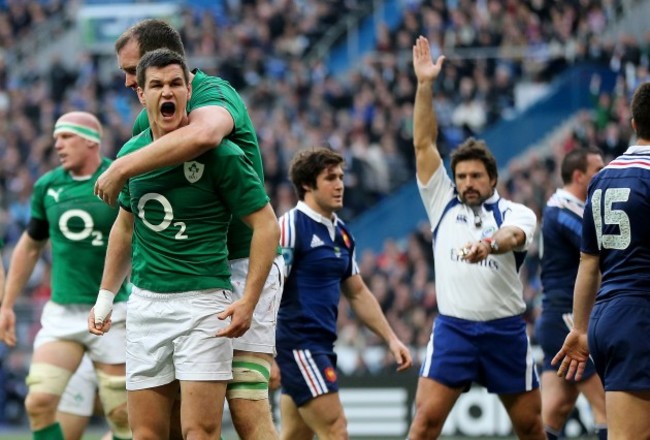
[136,48,189,88]
[450,137,498,186]
[560,147,603,184]
[289,147,345,200]
[632,82,650,141]
[115,19,186,58]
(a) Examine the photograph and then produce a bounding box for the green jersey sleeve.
[118,181,132,212]
[117,131,150,211]
[190,70,269,259]
[30,173,52,222]
[189,70,248,127]
[210,141,269,220]
[132,109,150,137]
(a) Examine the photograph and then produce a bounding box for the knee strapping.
[26,363,73,396]
[227,356,271,400]
[96,370,131,439]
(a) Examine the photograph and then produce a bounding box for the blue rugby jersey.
[540,189,585,312]
[277,201,358,351]
[582,146,650,302]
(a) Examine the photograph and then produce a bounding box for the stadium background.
[0,0,646,438]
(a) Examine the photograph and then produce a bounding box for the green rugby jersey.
[132,69,272,260]
[30,158,129,304]
[118,130,270,293]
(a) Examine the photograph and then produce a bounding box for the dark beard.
[459,188,494,207]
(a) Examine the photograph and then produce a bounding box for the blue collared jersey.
[582,146,650,302]
[277,201,358,352]
[540,189,585,311]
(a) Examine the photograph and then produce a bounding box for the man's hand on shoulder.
[95,158,128,206]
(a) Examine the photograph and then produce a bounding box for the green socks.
[33,422,64,440]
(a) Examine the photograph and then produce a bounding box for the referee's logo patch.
[184,161,205,183]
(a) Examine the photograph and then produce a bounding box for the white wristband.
[94,289,115,324]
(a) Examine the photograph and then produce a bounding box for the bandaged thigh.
[96,370,131,438]
[26,363,73,396]
[227,356,271,400]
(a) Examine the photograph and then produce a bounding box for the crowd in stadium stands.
[0,0,65,49]
[0,0,649,415]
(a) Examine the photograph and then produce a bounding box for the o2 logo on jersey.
[137,192,188,240]
[59,209,104,246]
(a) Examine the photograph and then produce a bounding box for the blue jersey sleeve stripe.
[557,210,582,237]
[433,198,460,242]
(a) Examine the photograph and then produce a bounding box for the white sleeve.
[417,163,456,230]
[501,201,537,251]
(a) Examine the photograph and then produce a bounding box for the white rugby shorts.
[125,286,233,391]
[35,301,126,364]
[229,255,284,354]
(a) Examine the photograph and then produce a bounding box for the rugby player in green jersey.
[0,112,131,440]
[95,19,284,440]
[88,49,279,440]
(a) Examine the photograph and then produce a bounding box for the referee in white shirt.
[407,36,545,440]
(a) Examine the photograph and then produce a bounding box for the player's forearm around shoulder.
[1,232,45,310]
[241,204,281,306]
[100,209,133,293]
[121,106,234,179]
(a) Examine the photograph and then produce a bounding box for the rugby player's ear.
[187,82,192,101]
[137,86,146,106]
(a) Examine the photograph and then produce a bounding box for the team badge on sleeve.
[184,161,205,183]
[282,248,294,266]
[324,367,337,382]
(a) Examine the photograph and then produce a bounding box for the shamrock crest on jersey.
[184,161,204,183]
